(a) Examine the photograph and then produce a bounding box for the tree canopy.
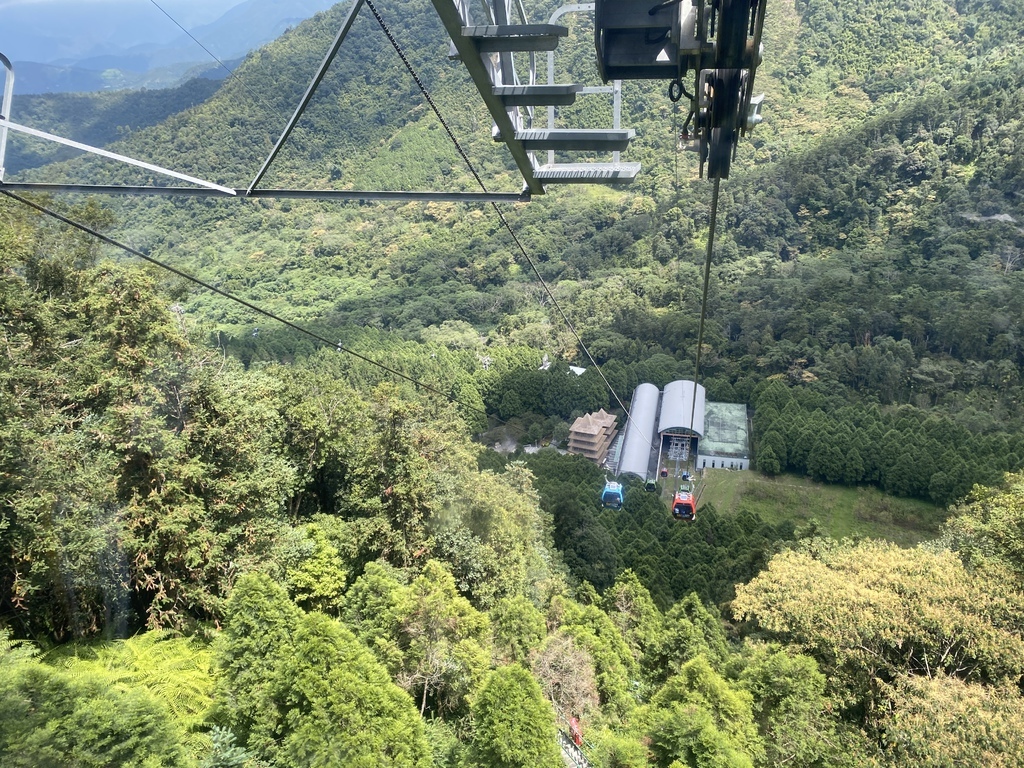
[4,0,1024,764]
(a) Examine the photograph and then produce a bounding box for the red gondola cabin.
[672,490,696,521]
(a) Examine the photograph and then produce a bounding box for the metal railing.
[551,703,595,768]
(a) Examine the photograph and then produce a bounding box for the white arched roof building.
[615,380,711,481]
[614,379,749,480]
[616,382,660,480]
[658,379,706,437]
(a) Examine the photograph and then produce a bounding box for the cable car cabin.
[602,481,625,509]
[672,490,696,522]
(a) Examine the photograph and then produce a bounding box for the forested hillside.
[6,78,224,174]
[3,0,1024,765]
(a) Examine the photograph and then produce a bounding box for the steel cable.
[365,0,639,436]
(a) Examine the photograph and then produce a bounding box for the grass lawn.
[700,470,947,547]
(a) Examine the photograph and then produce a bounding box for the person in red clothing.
[570,716,582,747]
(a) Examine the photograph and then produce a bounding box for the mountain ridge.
[0,0,338,93]
[3,4,1024,764]
[7,0,1024,429]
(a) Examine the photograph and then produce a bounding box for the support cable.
[688,176,720,440]
[148,0,238,79]
[147,0,273,116]
[364,0,487,198]
[673,102,679,192]
[1,189,490,422]
[365,0,637,432]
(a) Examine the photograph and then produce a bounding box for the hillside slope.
[7,0,1024,472]
[5,5,1024,765]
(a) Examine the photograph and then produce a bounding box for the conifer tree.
[216,572,430,767]
[645,656,763,768]
[843,447,865,485]
[757,445,782,476]
[466,665,562,768]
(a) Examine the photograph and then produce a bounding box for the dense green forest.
[3,0,1024,765]
[6,78,224,175]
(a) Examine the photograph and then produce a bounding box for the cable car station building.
[616,380,749,484]
[697,401,752,471]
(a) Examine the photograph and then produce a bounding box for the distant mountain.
[0,0,340,93]
[10,0,1024,498]
[0,0,242,63]
[5,62,116,95]
[5,58,236,96]
[184,0,341,64]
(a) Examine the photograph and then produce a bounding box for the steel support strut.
[0,53,14,181]
[247,0,366,194]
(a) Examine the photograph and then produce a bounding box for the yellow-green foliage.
[733,539,1024,706]
[2,630,191,767]
[883,673,1024,768]
[942,471,1024,579]
[46,631,215,760]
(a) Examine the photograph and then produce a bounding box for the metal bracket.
[545,4,625,164]
[0,39,529,204]
[0,50,236,194]
[432,0,544,194]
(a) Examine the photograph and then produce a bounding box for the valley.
[1,0,1023,766]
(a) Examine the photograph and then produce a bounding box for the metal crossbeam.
[0,118,236,194]
[1,1,513,203]
[247,0,365,194]
[0,53,13,181]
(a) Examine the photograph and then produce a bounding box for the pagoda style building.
[568,409,618,464]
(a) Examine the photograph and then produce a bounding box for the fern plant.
[45,630,216,759]
[0,627,39,668]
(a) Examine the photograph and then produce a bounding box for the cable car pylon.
[430,0,641,192]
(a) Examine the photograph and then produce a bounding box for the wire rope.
[147,0,265,107]
[1,189,491,423]
[146,0,295,177]
[364,0,639,435]
[673,102,679,192]
[687,176,720,445]
[147,1,234,75]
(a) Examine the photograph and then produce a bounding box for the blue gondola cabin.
[602,481,625,509]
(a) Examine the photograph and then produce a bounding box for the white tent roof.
[658,379,706,437]
[616,382,660,479]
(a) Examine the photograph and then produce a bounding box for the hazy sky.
[0,0,244,10]
[0,0,249,32]
[0,0,272,63]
